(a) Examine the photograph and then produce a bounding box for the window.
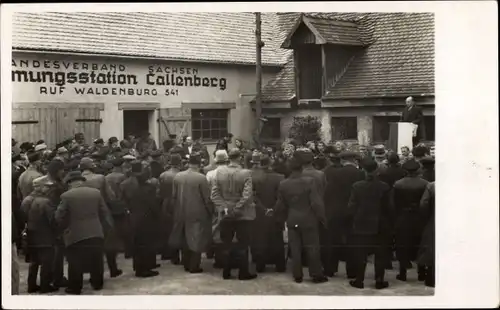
[297,46,322,100]
[191,109,228,141]
[373,116,400,143]
[260,117,281,140]
[331,117,357,140]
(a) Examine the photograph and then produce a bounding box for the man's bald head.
[406,96,414,107]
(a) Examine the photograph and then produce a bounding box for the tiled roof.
[12,12,289,66]
[307,17,364,46]
[262,55,295,102]
[262,12,435,101]
[326,13,435,99]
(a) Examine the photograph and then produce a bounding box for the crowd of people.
[11,130,435,295]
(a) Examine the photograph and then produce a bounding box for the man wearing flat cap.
[158,153,183,263]
[23,176,59,294]
[169,154,212,274]
[420,157,435,182]
[79,157,115,207]
[392,159,429,283]
[322,151,365,278]
[17,152,44,201]
[250,153,286,273]
[55,171,113,294]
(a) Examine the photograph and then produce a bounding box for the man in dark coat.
[393,159,429,282]
[420,157,435,182]
[127,163,162,278]
[169,155,212,273]
[250,154,286,273]
[274,154,328,284]
[149,150,165,179]
[158,154,183,263]
[24,178,59,294]
[378,151,407,269]
[103,158,129,277]
[347,158,392,290]
[400,96,424,145]
[323,151,365,278]
[55,171,113,295]
[418,182,435,287]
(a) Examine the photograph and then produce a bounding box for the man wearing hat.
[158,154,183,263]
[322,151,365,278]
[393,159,429,283]
[55,171,113,294]
[20,142,35,154]
[168,154,212,274]
[250,153,286,273]
[149,150,165,179]
[24,176,59,294]
[17,152,44,201]
[210,148,257,280]
[205,150,229,265]
[135,131,158,156]
[79,157,115,205]
[372,145,388,169]
[54,147,70,164]
[420,157,435,182]
[92,138,105,152]
[347,158,391,290]
[103,158,129,277]
[378,152,408,269]
[124,161,162,278]
[34,143,48,154]
[274,153,328,284]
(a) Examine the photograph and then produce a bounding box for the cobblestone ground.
[18,254,434,296]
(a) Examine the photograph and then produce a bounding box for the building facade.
[258,12,435,147]
[11,12,285,152]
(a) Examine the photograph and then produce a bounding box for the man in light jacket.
[211,148,257,280]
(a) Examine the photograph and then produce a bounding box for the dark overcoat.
[169,170,213,253]
[392,176,429,259]
[324,164,365,223]
[251,168,285,262]
[418,182,435,266]
[379,165,407,188]
[127,181,161,253]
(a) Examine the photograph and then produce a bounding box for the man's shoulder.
[63,186,100,197]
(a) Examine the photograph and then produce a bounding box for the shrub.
[288,116,322,145]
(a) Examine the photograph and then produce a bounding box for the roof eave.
[12,47,286,68]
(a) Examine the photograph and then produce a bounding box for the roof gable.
[281,15,366,49]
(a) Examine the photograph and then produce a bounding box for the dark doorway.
[123,110,150,138]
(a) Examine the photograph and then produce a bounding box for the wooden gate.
[158,107,192,145]
[12,103,103,148]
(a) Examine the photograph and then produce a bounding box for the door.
[12,103,102,148]
[123,110,150,138]
[58,107,102,143]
